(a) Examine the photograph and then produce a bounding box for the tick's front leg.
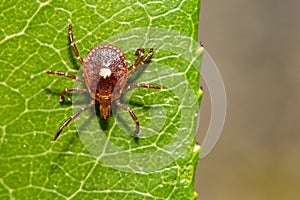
[68,21,84,65]
[128,48,154,78]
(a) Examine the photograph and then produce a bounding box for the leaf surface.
[0,0,202,199]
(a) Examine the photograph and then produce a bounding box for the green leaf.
[0,0,203,199]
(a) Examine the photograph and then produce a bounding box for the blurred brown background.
[195,0,300,199]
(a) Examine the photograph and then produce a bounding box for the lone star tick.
[47,22,160,141]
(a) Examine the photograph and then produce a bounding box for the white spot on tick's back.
[99,68,112,79]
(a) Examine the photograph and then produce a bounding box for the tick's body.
[47,22,159,141]
[84,44,128,119]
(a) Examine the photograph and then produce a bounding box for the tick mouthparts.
[99,68,112,79]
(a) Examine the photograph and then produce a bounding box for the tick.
[47,22,160,141]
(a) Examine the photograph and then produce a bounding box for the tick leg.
[52,100,95,141]
[115,100,140,137]
[128,48,154,78]
[124,83,160,93]
[60,87,88,102]
[68,21,84,65]
[128,48,144,71]
[141,47,154,64]
[46,70,84,83]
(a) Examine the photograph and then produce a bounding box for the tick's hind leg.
[115,100,140,137]
[118,83,160,137]
[46,70,84,83]
[52,100,95,141]
[60,87,88,102]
